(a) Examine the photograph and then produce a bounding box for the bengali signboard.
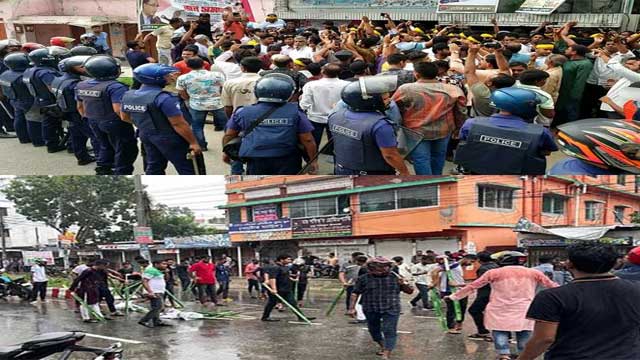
[134,226,154,244]
[516,0,567,14]
[229,219,291,233]
[292,215,352,239]
[437,0,499,13]
[137,0,253,32]
[21,251,55,266]
[252,204,279,222]
[163,234,231,249]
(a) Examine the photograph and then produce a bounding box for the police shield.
[359,75,398,99]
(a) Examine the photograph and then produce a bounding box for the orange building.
[221,175,640,263]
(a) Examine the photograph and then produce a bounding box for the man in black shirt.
[261,254,315,322]
[467,251,499,341]
[521,242,640,360]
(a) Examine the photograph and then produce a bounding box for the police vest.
[121,89,175,133]
[238,103,300,158]
[328,108,395,173]
[0,70,32,101]
[51,75,80,113]
[75,80,121,121]
[22,67,57,107]
[454,118,546,175]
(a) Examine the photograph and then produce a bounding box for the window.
[360,186,438,213]
[614,206,627,222]
[246,207,253,222]
[228,208,241,224]
[585,201,601,221]
[617,175,627,186]
[542,194,565,215]
[289,196,348,218]
[478,186,514,210]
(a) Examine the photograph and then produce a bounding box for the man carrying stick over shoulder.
[261,254,316,322]
[348,257,414,360]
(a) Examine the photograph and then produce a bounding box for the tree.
[632,211,640,224]
[150,204,217,240]
[3,176,137,244]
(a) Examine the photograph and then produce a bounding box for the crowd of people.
[0,13,639,175]
[2,243,640,359]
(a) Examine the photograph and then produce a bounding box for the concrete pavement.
[0,288,530,360]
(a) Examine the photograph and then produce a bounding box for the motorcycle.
[311,263,339,279]
[0,270,32,300]
[0,331,122,360]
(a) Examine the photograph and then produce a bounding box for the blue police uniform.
[0,69,34,143]
[456,114,558,175]
[22,66,62,150]
[328,107,398,175]
[121,84,194,175]
[51,73,98,162]
[548,158,613,175]
[0,61,15,134]
[75,79,138,175]
[227,102,314,175]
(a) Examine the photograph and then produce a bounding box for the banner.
[163,234,231,249]
[252,204,279,222]
[437,0,499,13]
[292,215,352,239]
[22,251,55,266]
[134,226,154,244]
[516,0,567,14]
[137,0,254,32]
[229,219,292,233]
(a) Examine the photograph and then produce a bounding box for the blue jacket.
[614,264,640,282]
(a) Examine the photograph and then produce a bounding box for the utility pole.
[0,207,6,266]
[134,175,151,260]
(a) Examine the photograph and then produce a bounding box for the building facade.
[222,175,640,263]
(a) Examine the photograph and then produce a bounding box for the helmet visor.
[359,75,398,99]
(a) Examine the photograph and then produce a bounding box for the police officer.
[80,34,104,54]
[23,46,69,153]
[76,55,138,175]
[69,45,98,57]
[51,55,96,165]
[0,39,22,138]
[120,63,201,175]
[328,76,410,175]
[0,52,33,144]
[222,73,318,175]
[454,87,558,175]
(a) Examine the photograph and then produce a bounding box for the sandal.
[497,355,511,360]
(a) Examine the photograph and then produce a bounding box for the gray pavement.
[0,129,566,175]
[0,289,528,360]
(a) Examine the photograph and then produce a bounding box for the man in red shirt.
[188,256,219,305]
[173,45,211,75]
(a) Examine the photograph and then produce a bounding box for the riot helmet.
[83,55,121,80]
[69,45,98,56]
[50,36,75,48]
[80,33,97,45]
[490,87,540,120]
[58,55,91,75]
[21,43,45,53]
[0,39,22,58]
[133,63,179,86]
[254,73,295,103]
[556,118,640,174]
[341,75,397,112]
[28,46,70,68]
[3,52,30,71]
[492,251,527,267]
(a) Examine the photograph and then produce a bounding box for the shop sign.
[292,215,352,239]
[77,251,101,256]
[437,0,500,13]
[229,219,291,233]
[516,0,567,14]
[253,204,279,222]
[518,238,567,247]
[21,251,55,265]
[163,234,231,249]
[157,249,180,254]
[134,226,153,244]
[298,238,368,247]
[97,244,141,250]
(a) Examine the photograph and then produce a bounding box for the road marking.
[288,321,323,326]
[361,328,412,334]
[83,333,145,344]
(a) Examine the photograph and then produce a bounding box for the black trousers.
[262,291,301,320]
[297,282,307,301]
[98,284,116,313]
[179,277,190,292]
[444,295,468,329]
[164,283,175,305]
[216,281,229,298]
[410,283,432,309]
[139,296,163,325]
[248,279,259,294]
[345,285,354,310]
[197,284,217,304]
[31,281,47,301]
[468,295,490,334]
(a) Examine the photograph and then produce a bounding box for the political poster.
[137,0,254,32]
[516,0,567,14]
[437,0,499,13]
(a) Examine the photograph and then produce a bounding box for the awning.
[13,15,136,27]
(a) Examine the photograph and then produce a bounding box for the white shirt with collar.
[299,77,350,124]
[289,46,314,60]
[214,50,242,80]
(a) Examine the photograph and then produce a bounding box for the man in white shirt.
[139,259,170,328]
[409,254,438,309]
[600,54,640,118]
[299,64,349,149]
[214,47,255,80]
[289,36,314,61]
[30,260,48,304]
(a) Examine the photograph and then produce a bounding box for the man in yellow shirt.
[144,18,183,65]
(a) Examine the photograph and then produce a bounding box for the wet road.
[0,289,522,360]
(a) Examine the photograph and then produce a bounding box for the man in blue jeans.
[176,57,227,151]
[349,257,413,360]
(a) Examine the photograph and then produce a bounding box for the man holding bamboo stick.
[139,259,172,328]
[261,254,316,322]
[433,255,469,335]
[69,259,109,323]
